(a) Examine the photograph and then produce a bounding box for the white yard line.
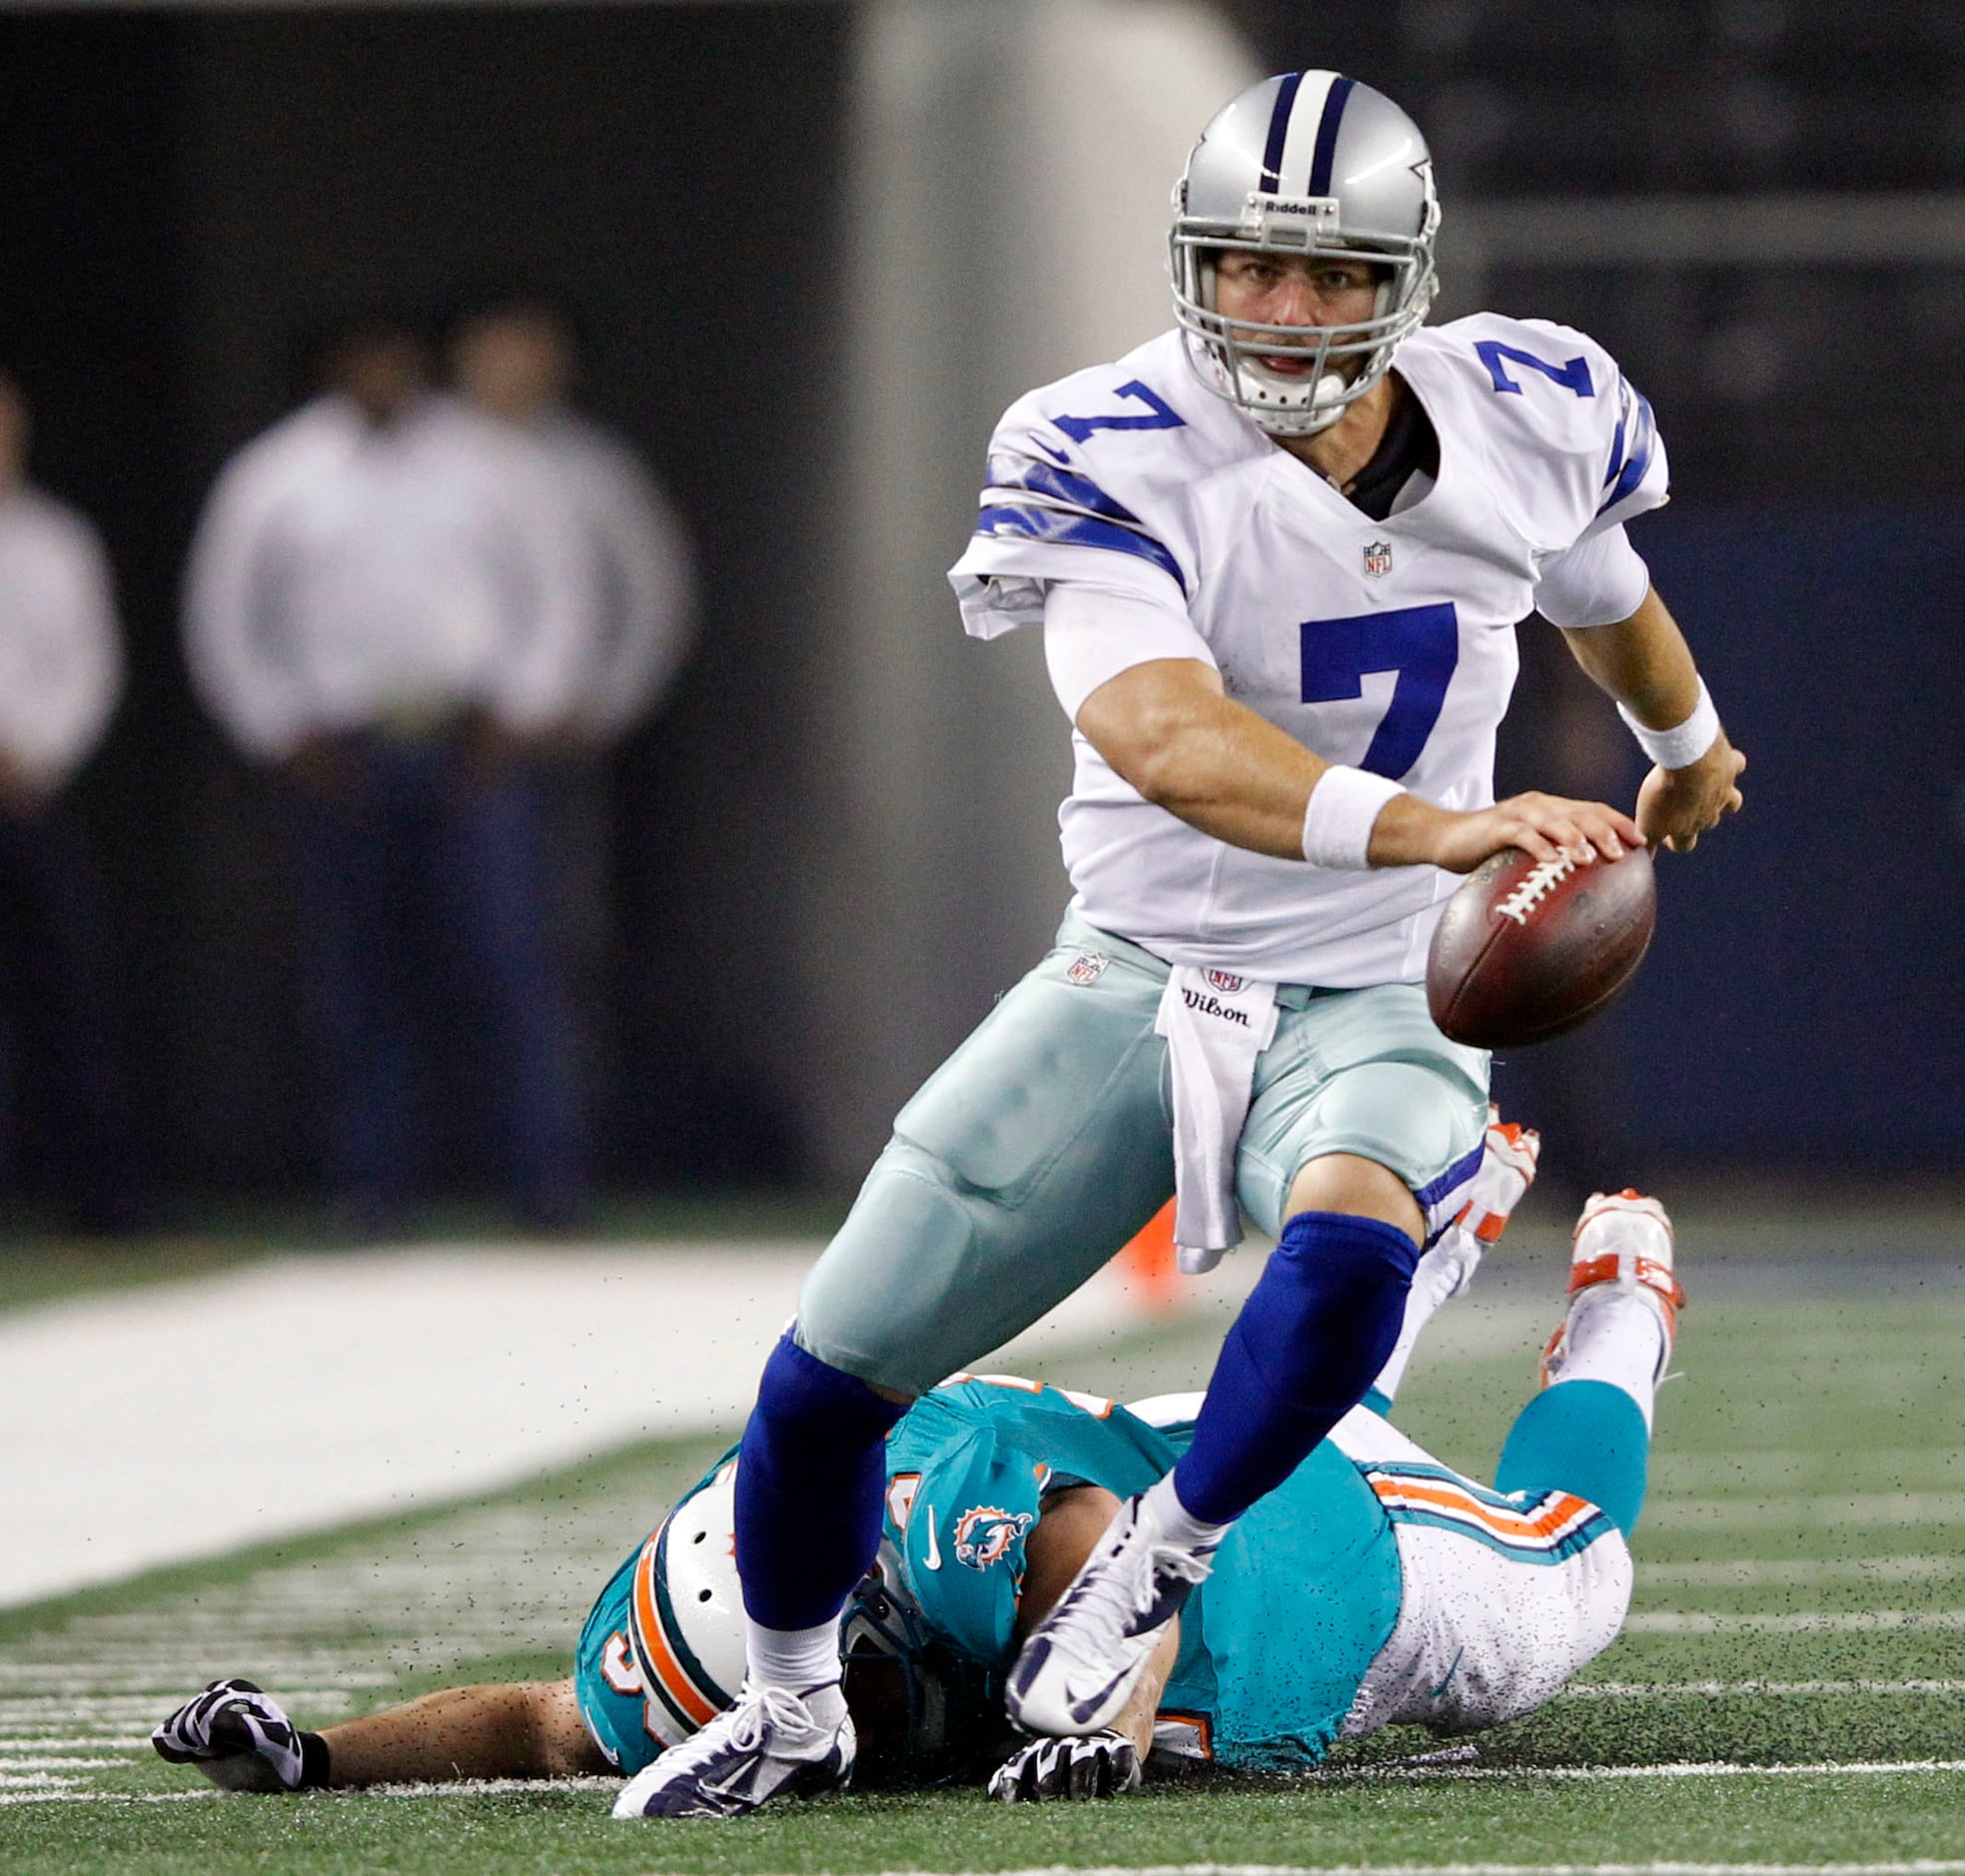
[1642,1494,1965,1529]
[1562,1681,1965,1698]
[0,1244,1168,1609]
[1639,1557,1963,1587]
[1624,1610,1965,1634]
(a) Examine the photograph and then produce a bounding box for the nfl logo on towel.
[1363,539,1393,578]
[1205,969,1246,995]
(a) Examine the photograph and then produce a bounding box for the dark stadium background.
[2,0,1958,1219]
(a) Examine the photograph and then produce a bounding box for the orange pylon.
[1120,1197,1180,1313]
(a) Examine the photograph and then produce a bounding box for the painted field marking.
[1639,1556,1962,1587]
[1562,1680,1965,1698]
[25,1759,1965,1806]
[1650,1459,1965,1495]
[870,1864,1965,1876]
[842,1863,1965,1876]
[1644,1494,1965,1529]
[1624,1609,1965,1634]
[0,1736,151,1750]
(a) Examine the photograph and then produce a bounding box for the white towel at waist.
[1153,967,1280,1274]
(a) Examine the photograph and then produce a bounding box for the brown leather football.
[1426,844,1656,1049]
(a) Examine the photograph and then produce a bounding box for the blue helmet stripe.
[974,505,1187,596]
[1260,71,1304,193]
[1308,75,1357,198]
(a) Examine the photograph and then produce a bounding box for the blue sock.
[1173,1211,1419,1525]
[733,1336,906,1631]
[1494,1379,1651,1539]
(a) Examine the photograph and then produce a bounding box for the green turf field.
[6,1261,1964,1874]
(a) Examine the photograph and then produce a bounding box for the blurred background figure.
[451,300,695,749]
[451,300,696,1139]
[183,316,592,1237]
[0,372,139,1235]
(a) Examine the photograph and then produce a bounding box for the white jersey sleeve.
[1437,314,1669,550]
[946,361,1206,643]
[1041,580,1216,722]
[1531,522,1650,629]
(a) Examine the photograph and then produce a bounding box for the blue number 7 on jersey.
[1300,603,1460,780]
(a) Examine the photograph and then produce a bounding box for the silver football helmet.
[1171,71,1441,436]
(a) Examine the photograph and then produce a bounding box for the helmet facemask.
[1170,73,1441,437]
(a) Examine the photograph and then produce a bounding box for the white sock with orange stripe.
[1547,1289,1668,1430]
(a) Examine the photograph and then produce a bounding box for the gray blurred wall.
[800,0,1256,1182]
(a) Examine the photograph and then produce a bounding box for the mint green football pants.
[796,908,1489,1395]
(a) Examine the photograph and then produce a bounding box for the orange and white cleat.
[1456,1105,1542,1246]
[1407,1107,1540,1320]
[1541,1189,1686,1389]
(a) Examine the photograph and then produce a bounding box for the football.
[1426,844,1656,1049]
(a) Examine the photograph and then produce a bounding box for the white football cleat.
[611,1680,853,1821]
[1541,1188,1686,1388]
[1005,1492,1213,1738]
[1422,1105,1541,1304]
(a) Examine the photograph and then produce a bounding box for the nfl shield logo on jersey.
[1363,539,1394,579]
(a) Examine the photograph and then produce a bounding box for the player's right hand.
[152,1677,310,1792]
[1634,731,1745,853]
[1371,790,1642,873]
[988,1728,1142,1802]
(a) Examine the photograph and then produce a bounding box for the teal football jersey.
[573,1375,1402,1776]
[886,1376,1400,1768]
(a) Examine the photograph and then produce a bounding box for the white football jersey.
[947,316,1668,987]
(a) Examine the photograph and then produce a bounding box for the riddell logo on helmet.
[1243,192,1334,220]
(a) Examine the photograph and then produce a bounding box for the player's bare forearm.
[1017,1486,1179,1758]
[1109,1623,1181,1757]
[1077,659,1637,872]
[1559,589,1746,853]
[1076,658,1329,859]
[1558,586,1700,727]
[320,1679,608,1786]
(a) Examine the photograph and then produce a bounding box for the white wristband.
[1616,677,1720,770]
[1302,765,1406,870]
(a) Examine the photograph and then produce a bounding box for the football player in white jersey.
[616,70,1744,1819]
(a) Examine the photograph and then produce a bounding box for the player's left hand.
[152,1677,313,1792]
[1635,731,1745,853]
[988,1728,1142,1802]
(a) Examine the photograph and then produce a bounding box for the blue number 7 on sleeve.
[1053,381,1188,444]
